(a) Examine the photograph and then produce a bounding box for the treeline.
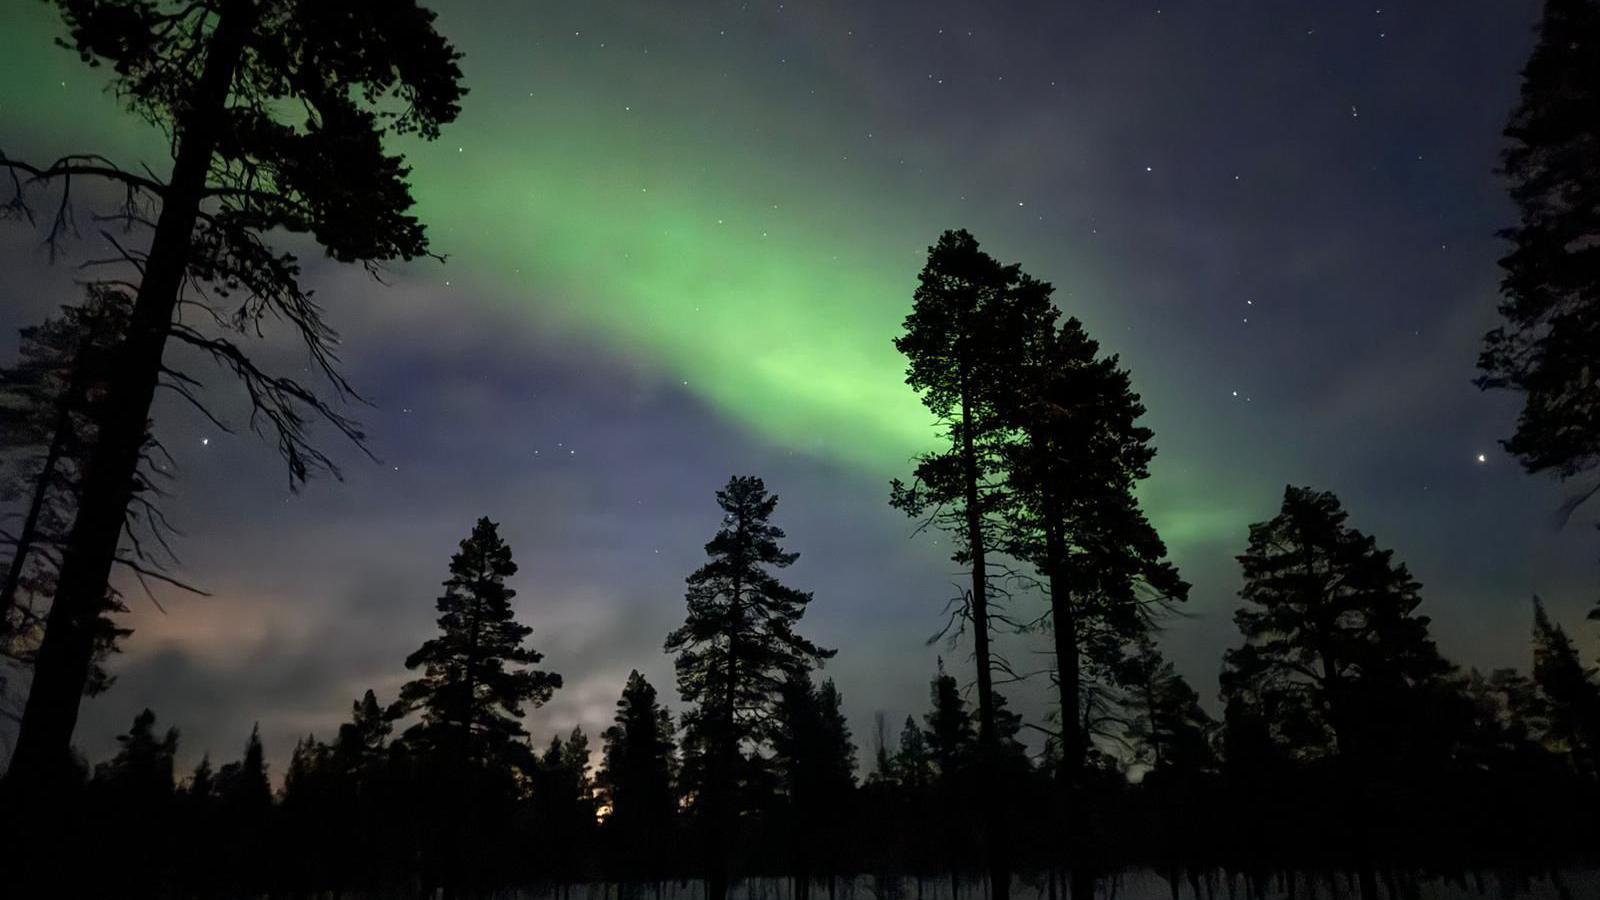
[25,481,1600,898]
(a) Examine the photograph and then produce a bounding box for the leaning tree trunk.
[4,0,250,791]
[957,378,1009,900]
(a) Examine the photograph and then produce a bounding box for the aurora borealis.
[1,1,1594,774]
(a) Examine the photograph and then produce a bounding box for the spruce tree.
[772,674,857,900]
[893,715,933,791]
[1478,0,1600,488]
[214,724,273,894]
[597,670,678,873]
[665,475,833,900]
[1,0,465,788]
[921,661,978,893]
[394,517,560,767]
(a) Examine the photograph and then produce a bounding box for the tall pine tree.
[891,230,1057,900]
[394,517,561,767]
[665,475,833,900]
[2,0,465,789]
[1003,315,1187,900]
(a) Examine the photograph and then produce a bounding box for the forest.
[2,1,1599,899]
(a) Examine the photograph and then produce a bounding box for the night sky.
[1,1,1592,775]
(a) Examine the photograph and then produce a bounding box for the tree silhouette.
[394,517,560,767]
[0,290,139,707]
[1003,314,1187,900]
[531,727,599,888]
[1120,634,1215,900]
[86,708,179,893]
[213,723,273,894]
[597,670,679,881]
[772,673,857,900]
[921,661,979,894]
[1221,486,1456,900]
[1,0,465,790]
[1531,596,1600,776]
[891,230,1056,900]
[1478,0,1600,499]
[665,475,833,900]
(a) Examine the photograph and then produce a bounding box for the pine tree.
[891,229,1058,900]
[1478,0,1600,487]
[1002,314,1187,900]
[665,475,833,900]
[1221,486,1455,900]
[1,0,465,789]
[597,670,678,873]
[394,517,561,768]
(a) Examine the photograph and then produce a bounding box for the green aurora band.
[0,1,1243,547]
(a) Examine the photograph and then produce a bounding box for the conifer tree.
[1478,0,1600,492]
[921,662,979,894]
[0,290,143,709]
[1120,636,1214,900]
[597,670,678,872]
[893,715,933,791]
[665,475,833,900]
[87,708,180,892]
[1003,314,1187,900]
[394,517,560,767]
[1531,597,1600,775]
[892,229,1058,900]
[1,0,465,788]
[1221,486,1455,900]
[91,707,179,799]
[333,688,392,771]
[772,674,857,900]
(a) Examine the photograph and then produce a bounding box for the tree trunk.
[708,529,745,900]
[5,0,250,789]
[957,376,1008,900]
[1036,454,1090,900]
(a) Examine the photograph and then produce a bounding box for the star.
[1476,453,1487,464]
[200,437,210,446]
